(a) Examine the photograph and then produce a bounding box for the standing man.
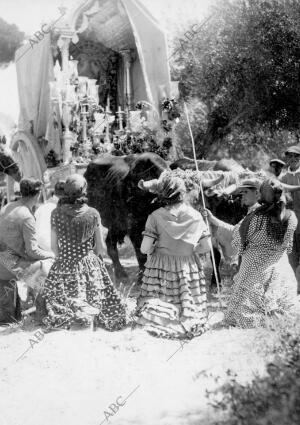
[269,158,286,178]
[280,145,300,288]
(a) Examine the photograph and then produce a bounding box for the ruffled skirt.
[42,252,126,331]
[137,252,208,338]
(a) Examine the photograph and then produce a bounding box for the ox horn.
[138,178,159,193]
[222,183,238,196]
[279,181,300,193]
[202,175,224,189]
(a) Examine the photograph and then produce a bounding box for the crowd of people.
[1,144,300,338]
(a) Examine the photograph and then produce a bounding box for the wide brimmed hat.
[285,145,300,155]
[237,178,261,191]
[269,158,286,166]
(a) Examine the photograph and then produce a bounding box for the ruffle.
[136,299,209,339]
[139,253,206,314]
[43,253,126,331]
[137,253,208,338]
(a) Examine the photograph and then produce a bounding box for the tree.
[171,0,300,155]
[0,18,24,65]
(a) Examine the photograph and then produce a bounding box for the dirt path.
[0,255,272,425]
[0,314,271,425]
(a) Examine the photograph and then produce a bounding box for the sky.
[0,0,212,124]
[0,0,211,34]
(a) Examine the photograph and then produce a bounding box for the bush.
[174,98,208,158]
[174,100,300,169]
[208,316,300,425]
[205,125,300,170]
[0,18,24,65]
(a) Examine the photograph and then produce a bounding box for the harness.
[0,156,18,173]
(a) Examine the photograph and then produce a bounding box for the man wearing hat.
[206,178,261,261]
[269,158,286,178]
[237,178,261,212]
[280,145,300,282]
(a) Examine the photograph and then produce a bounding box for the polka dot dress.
[43,205,126,331]
[225,211,299,328]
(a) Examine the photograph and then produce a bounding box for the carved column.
[120,50,133,126]
[57,30,76,164]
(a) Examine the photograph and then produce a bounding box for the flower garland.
[161,168,204,191]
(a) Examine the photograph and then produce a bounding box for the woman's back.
[0,200,34,256]
[147,204,206,257]
[237,210,297,257]
[43,172,127,331]
[52,204,100,262]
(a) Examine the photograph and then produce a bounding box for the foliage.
[208,316,300,425]
[207,125,300,170]
[171,0,300,153]
[173,98,208,158]
[0,18,24,65]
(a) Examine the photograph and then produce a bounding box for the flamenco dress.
[137,203,209,339]
[43,204,126,330]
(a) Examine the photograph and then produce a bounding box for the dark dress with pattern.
[43,204,126,330]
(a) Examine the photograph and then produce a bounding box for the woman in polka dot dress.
[224,179,299,328]
[42,174,126,331]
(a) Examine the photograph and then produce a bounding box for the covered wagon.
[12,0,177,194]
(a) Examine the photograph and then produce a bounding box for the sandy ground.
[0,320,270,425]
[0,246,273,425]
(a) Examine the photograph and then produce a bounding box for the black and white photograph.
[0,0,300,424]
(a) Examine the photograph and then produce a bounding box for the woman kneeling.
[43,174,126,331]
[137,173,210,339]
[224,179,300,327]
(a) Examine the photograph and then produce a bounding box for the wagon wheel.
[10,131,47,201]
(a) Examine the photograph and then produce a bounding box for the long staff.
[184,102,222,308]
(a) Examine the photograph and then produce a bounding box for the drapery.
[121,0,171,111]
[15,34,59,154]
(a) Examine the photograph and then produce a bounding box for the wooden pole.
[184,102,222,308]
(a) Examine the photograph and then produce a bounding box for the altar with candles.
[12,0,179,193]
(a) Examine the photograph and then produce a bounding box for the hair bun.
[20,178,42,197]
[63,174,87,203]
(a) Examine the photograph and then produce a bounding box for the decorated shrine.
[11,0,179,193]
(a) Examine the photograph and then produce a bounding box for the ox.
[84,153,221,281]
[84,153,168,280]
[170,157,247,223]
